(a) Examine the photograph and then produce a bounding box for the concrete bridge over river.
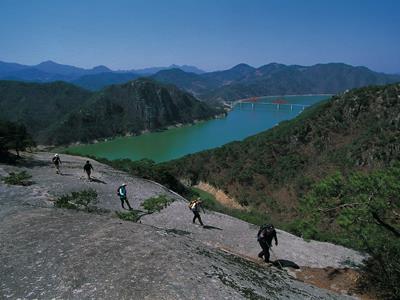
[223,96,310,111]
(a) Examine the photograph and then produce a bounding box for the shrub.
[54,189,98,211]
[115,210,141,222]
[141,195,174,213]
[2,171,33,186]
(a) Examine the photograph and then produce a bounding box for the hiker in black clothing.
[83,160,94,180]
[189,198,205,226]
[257,224,278,263]
[117,183,133,210]
[52,154,62,174]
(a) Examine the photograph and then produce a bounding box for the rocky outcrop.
[0,153,363,299]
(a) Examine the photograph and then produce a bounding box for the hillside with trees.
[164,83,400,298]
[0,79,220,145]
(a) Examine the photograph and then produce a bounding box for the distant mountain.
[0,61,28,77]
[151,63,400,102]
[0,60,113,82]
[72,72,140,91]
[151,68,218,96]
[0,60,205,89]
[34,60,112,77]
[131,64,205,75]
[45,78,220,145]
[0,79,220,145]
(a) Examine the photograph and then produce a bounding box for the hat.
[122,183,127,186]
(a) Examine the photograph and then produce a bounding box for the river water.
[65,95,330,162]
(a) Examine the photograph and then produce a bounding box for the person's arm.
[274,230,278,246]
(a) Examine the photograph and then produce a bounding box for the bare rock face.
[0,153,360,299]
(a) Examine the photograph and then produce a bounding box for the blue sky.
[1,0,399,73]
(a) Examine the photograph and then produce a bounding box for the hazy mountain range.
[0,60,205,90]
[1,60,399,101]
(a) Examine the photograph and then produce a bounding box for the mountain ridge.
[0,78,220,145]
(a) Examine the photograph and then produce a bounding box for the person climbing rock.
[257,224,278,263]
[83,160,94,180]
[117,183,133,210]
[189,197,205,226]
[52,154,62,174]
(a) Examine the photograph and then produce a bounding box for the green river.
[66,95,330,162]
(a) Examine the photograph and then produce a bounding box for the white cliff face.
[0,152,362,299]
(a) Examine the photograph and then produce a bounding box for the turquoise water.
[66,95,330,162]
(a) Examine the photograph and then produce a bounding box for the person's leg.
[260,241,271,262]
[264,248,271,263]
[87,170,91,180]
[120,197,126,209]
[258,241,264,258]
[192,211,197,223]
[125,198,133,210]
[197,213,204,226]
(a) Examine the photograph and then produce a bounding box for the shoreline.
[46,111,227,151]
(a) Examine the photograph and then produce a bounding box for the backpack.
[117,187,122,196]
[188,200,197,210]
[258,224,274,240]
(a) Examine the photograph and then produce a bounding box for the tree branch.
[319,202,363,212]
[372,212,400,238]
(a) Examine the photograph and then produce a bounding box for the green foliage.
[2,170,33,186]
[0,120,35,158]
[54,189,98,212]
[91,156,193,198]
[165,83,400,224]
[141,195,174,213]
[293,166,400,299]
[0,79,219,145]
[0,81,91,144]
[115,210,141,222]
[191,187,270,226]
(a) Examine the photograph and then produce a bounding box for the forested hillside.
[40,79,220,145]
[0,79,220,145]
[165,83,400,298]
[166,83,400,218]
[0,81,92,142]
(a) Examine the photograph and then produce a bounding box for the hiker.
[117,183,133,210]
[257,224,278,263]
[52,154,62,174]
[189,197,205,226]
[83,160,94,180]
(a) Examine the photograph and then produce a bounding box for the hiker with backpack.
[83,160,94,180]
[257,224,278,263]
[52,154,62,174]
[117,183,133,210]
[189,197,205,226]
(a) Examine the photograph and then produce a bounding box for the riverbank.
[63,94,330,163]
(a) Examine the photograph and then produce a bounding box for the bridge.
[223,96,310,111]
